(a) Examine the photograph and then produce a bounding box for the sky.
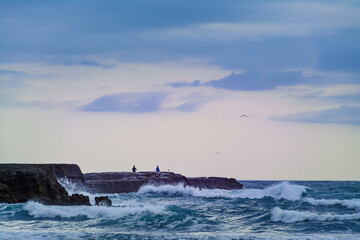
[0,0,360,180]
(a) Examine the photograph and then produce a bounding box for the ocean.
[1,180,359,240]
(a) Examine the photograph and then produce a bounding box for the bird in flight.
[240,114,248,118]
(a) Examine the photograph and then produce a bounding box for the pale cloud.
[82,92,166,113]
[277,105,360,125]
[0,59,233,110]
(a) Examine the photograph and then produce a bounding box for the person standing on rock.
[156,165,160,172]
[132,165,137,172]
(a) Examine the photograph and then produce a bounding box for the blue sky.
[0,0,360,179]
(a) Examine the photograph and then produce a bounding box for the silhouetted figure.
[156,165,160,172]
[132,165,137,173]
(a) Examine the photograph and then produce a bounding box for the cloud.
[276,105,360,125]
[57,59,115,69]
[0,68,30,88]
[0,69,21,75]
[2,1,359,69]
[173,100,203,112]
[169,80,201,88]
[170,70,312,91]
[82,92,167,113]
[157,2,360,41]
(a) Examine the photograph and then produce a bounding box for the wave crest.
[23,201,165,219]
[138,182,307,201]
[271,207,360,223]
[304,198,360,210]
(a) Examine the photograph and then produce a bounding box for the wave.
[23,201,165,219]
[271,207,360,223]
[303,198,360,210]
[240,182,307,201]
[138,182,307,201]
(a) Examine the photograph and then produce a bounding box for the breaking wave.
[271,207,360,223]
[23,201,165,220]
[303,198,360,210]
[138,182,307,201]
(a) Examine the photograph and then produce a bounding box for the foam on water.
[239,182,307,200]
[303,198,360,210]
[138,182,307,201]
[2,181,360,240]
[23,201,166,219]
[271,207,360,223]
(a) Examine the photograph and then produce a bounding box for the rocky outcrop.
[95,196,112,206]
[84,171,243,193]
[85,172,188,193]
[0,164,243,204]
[69,193,91,206]
[0,164,89,205]
[187,177,243,190]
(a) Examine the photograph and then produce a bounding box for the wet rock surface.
[95,196,112,206]
[0,164,89,205]
[187,177,243,190]
[69,193,91,206]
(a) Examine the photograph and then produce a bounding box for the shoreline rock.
[0,164,89,205]
[0,164,243,205]
[95,196,112,206]
[84,171,243,193]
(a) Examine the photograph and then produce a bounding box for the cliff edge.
[0,164,89,205]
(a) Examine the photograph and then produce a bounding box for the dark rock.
[0,182,14,203]
[43,164,85,182]
[69,194,91,206]
[84,171,243,193]
[95,196,112,206]
[187,177,243,190]
[85,171,188,193]
[0,164,87,205]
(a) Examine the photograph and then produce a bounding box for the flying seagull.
[240,114,248,118]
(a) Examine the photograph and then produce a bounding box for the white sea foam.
[239,182,307,200]
[271,207,360,223]
[304,198,360,210]
[138,182,307,201]
[23,201,165,219]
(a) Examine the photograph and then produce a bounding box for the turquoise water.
[1,181,360,239]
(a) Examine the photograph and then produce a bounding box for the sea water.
[1,180,359,240]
